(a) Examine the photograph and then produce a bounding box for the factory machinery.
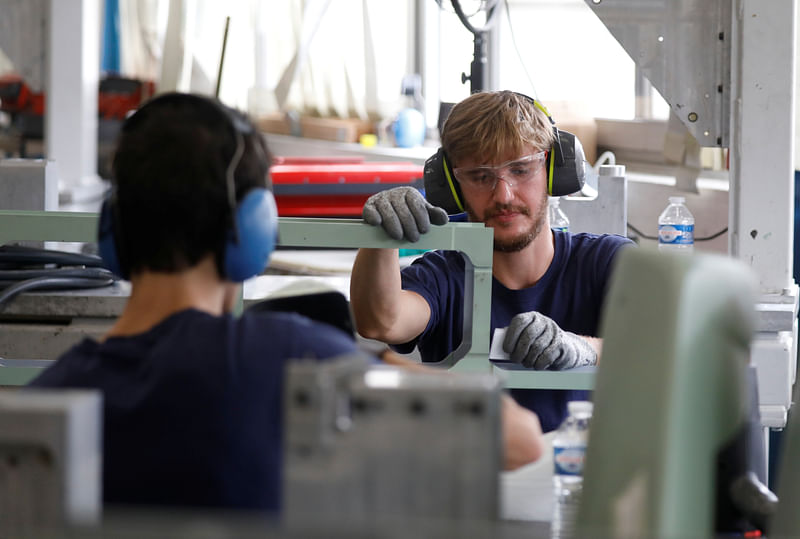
[2,0,795,431]
[0,0,798,537]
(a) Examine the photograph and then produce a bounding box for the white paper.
[489,327,510,360]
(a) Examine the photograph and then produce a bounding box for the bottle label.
[554,446,585,476]
[658,224,694,245]
[551,226,569,233]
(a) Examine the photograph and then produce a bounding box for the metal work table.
[0,209,595,390]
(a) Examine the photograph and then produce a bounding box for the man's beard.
[466,195,549,253]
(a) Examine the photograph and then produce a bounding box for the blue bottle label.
[658,224,694,245]
[553,446,585,476]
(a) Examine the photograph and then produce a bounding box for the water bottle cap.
[669,196,685,204]
[567,400,593,416]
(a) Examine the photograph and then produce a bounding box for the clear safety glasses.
[452,151,547,193]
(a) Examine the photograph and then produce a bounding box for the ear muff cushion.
[224,188,278,282]
[549,130,586,197]
[546,148,556,196]
[97,195,127,279]
[423,149,465,215]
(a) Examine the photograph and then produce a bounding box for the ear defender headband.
[423,93,586,214]
[97,93,278,282]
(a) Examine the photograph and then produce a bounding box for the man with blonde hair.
[350,90,633,431]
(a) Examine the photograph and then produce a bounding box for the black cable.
[627,222,729,242]
[0,267,115,284]
[0,244,117,308]
[464,0,501,18]
[626,222,658,241]
[451,0,501,35]
[0,275,116,308]
[695,227,729,241]
[0,244,104,268]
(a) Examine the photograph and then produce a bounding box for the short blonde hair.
[441,91,556,167]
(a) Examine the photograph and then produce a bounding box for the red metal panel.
[271,162,423,185]
[271,161,424,217]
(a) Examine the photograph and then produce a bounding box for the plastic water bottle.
[549,197,570,233]
[658,196,694,252]
[551,401,593,539]
[393,108,426,148]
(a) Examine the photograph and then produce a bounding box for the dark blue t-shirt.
[398,230,633,432]
[28,308,359,513]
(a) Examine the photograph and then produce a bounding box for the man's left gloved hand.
[502,311,597,370]
[362,186,449,242]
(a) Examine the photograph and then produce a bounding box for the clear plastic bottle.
[393,74,426,148]
[549,197,570,233]
[551,401,593,539]
[658,196,694,252]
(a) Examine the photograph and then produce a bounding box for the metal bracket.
[585,0,731,147]
[276,217,494,372]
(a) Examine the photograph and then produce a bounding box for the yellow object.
[359,133,378,147]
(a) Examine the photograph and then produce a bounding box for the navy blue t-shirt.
[398,230,633,432]
[28,308,359,513]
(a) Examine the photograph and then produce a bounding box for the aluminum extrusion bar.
[0,210,98,244]
[0,210,596,389]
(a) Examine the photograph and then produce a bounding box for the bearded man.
[349,91,633,431]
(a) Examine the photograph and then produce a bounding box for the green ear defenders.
[422,93,586,215]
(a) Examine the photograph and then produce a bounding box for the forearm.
[501,393,544,470]
[350,248,428,343]
[350,248,402,339]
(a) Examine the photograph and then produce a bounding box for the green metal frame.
[0,210,594,389]
[0,210,99,244]
[577,248,756,538]
[277,217,494,373]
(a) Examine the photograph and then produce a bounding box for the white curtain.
[118,0,165,83]
[117,0,412,122]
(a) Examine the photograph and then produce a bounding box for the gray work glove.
[363,186,449,242]
[502,311,597,370]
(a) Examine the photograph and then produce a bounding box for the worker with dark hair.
[28,93,360,512]
[29,92,543,512]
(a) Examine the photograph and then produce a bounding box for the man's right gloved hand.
[502,311,597,370]
[362,186,449,242]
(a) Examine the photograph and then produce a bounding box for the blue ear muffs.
[96,188,278,282]
[96,93,279,283]
[224,188,278,282]
[97,194,127,279]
